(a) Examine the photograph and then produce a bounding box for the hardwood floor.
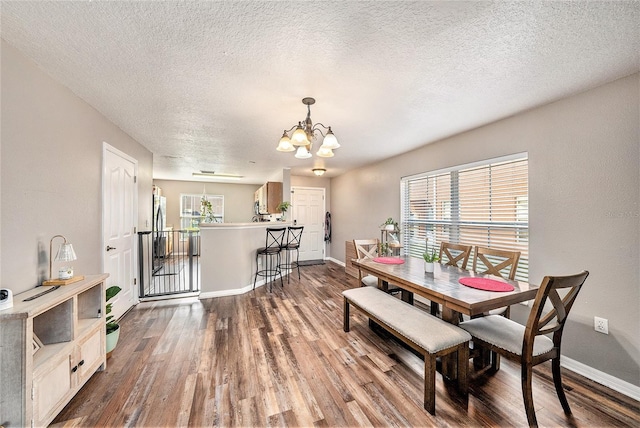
[53,261,639,427]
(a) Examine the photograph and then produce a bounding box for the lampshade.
[316,146,334,158]
[276,132,295,152]
[321,128,340,149]
[312,168,326,176]
[55,243,77,262]
[291,124,309,146]
[295,146,312,159]
[46,234,81,284]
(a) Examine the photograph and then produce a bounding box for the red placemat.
[459,277,514,292]
[373,257,405,265]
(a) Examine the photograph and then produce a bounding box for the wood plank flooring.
[53,261,640,427]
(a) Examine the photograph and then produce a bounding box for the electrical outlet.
[594,316,609,334]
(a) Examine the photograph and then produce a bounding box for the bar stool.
[280,226,304,283]
[253,227,286,292]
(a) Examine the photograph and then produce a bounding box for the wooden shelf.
[0,274,108,427]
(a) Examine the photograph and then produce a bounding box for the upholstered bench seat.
[342,286,471,414]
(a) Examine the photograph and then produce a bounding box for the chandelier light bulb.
[295,146,312,159]
[276,132,295,152]
[321,128,340,149]
[291,124,309,146]
[316,146,334,158]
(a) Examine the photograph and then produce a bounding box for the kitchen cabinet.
[255,181,283,214]
[0,274,108,428]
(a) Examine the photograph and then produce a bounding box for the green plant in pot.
[277,201,291,221]
[380,217,399,232]
[105,285,122,357]
[423,249,440,273]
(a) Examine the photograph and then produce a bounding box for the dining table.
[351,256,539,378]
[351,256,538,325]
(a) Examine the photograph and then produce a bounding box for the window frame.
[179,193,224,231]
[400,153,529,281]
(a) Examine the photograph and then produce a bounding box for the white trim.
[198,281,265,299]
[326,257,344,267]
[197,269,293,299]
[561,355,640,401]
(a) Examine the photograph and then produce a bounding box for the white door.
[291,187,325,261]
[102,143,138,321]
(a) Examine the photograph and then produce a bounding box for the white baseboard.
[326,257,344,267]
[198,270,292,299]
[561,355,640,401]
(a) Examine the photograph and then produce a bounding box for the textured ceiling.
[1,1,638,184]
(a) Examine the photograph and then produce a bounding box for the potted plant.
[105,285,122,358]
[423,249,440,273]
[277,201,291,221]
[380,217,399,232]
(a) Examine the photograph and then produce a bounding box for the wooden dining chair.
[459,270,589,428]
[439,242,473,269]
[427,242,474,316]
[352,239,402,295]
[352,239,381,287]
[473,245,521,280]
[472,245,521,318]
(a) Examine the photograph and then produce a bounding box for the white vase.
[385,224,395,231]
[106,325,120,358]
[424,261,434,273]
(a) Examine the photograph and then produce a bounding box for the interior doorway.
[102,143,138,320]
[291,187,325,261]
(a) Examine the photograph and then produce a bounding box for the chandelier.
[276,97,340,159]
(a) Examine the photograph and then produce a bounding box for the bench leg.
[343,298,350,332]
[424,354,436,415]
[457,343,469,396]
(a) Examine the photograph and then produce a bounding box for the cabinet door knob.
[106,246,117,251]
[78,359,85,366]
[71,365,78,373]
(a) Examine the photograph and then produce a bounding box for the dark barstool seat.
[280,226,304,283]
[253,227,286,292]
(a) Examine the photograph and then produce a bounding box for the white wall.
[330,73,640,387]
[1,41,153,294]
[152,179,261,228]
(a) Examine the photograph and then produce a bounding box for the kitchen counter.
[199,222,292,298]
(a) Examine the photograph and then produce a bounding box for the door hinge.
[134,278,137,285]
[134,175,137,183]
[134,226,137,233]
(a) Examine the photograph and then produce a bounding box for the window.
[401,153,529,281]
[180,194,224,230]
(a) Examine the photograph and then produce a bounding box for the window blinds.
[400,154,529,281]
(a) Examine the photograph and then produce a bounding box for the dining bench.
[342,286,471,414]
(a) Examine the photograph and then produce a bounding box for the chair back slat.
[353,239,379,285]
[353,239,379,260]
[524,271,589,354]
[473,246,521,280]
[439,242,472,269]
[265,227,286,250]
[286,226,304,247]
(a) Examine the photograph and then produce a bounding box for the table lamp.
[42,234,84,286]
